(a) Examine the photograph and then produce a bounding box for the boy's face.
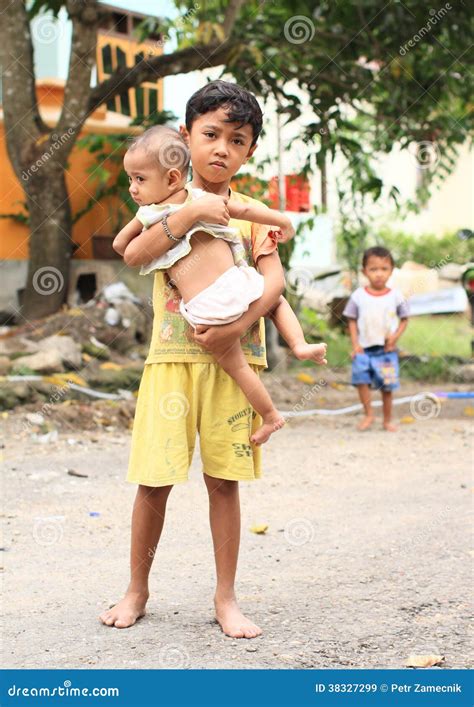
[124,148,175,206]
[363,256,393,289]
[182,107,256,189]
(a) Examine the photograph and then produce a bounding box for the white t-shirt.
[342,287,409,348]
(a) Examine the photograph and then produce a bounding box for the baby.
[114,125,326,444]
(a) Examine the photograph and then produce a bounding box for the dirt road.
[2,383,472,670]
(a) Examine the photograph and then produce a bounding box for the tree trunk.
[320,152,328,211]
[22,164,73,319]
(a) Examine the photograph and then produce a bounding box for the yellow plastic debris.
[400,416,415,424]
[43,372,88,388]
[405,654,444,668]
[329,382,346,391]
[463,406,474,417]
[297,372,315,385]
[250,524,269,535]
[100,362,123,371]
[67,308,84,317]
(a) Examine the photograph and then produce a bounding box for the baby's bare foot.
[214,597,262,639]
[383,421,397,432]
[293,341,327,365]
[250,412,285,445]
[358,415,374,431]
[99,590,148,629]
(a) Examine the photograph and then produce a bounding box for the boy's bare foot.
[383,421,397,432]
[250,412,285,445]
[293,342,327,365]
[99,590,148,629]
[214,597,262,639]
[357,415,374,431]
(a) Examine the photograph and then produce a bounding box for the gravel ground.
[1,384,473,670]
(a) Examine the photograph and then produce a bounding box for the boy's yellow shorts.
[127,362,263,487]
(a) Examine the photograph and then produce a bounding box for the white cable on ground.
[282,394,433,418]
[5,375,130,401]
[4,377,458,415]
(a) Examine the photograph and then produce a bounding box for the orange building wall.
[0,125,125,260]
[1,69,160,260]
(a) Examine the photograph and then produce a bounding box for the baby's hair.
[127,125,190,174]
[185,80,263,147]
[362,246,395,268]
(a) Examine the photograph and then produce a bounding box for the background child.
[114,125,327,444]
[343,246,409,431]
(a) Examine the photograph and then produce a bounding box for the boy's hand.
[384,335,398,352]
[350,344,364,358]
[194,194,230,225]
[193,321,241,354]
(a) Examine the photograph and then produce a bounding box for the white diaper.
[179,264,264,328]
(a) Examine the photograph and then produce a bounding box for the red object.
[268,174,310,212]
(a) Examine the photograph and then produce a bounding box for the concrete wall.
[0,260,153,320]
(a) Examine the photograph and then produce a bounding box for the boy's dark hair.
[185,80,263,146]
[362,246,395,268]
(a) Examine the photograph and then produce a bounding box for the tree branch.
[222,0,245,36]
[55,0,101,158]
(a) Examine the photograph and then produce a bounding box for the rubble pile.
[0,283,153,412]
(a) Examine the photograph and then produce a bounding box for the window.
[96,7,164,119]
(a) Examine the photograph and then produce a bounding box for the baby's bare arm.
[228,201,295,242]
[113,218,143,256]
[123,195,230,267]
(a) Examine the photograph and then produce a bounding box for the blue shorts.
[351,345,400,391]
